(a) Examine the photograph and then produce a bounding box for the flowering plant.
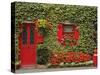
[49,51,92,66]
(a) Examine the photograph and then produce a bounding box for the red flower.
[49,51,92,65]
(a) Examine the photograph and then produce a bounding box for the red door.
[19,23,37,67]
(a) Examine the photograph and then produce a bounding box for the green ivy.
[37,46,51,65]
[15,2,97,64]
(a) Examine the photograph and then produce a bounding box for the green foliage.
[37,46,50,65]
[39,27,49,37]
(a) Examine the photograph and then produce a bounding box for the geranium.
[49,51,92,65]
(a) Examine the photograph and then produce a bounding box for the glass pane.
[22,26,27,44]
[64,26,73,32]
[30,25,34,44]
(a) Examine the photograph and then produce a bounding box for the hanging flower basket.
[35,19,52,37]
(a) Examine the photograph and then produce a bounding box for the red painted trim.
[57,23,63,42]
[73,28,80,40]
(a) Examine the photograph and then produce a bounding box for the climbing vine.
[15,2,97,65]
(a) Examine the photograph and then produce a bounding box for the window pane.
[30,25,34,44]
[22,26,27,44]
[64,26,73,32]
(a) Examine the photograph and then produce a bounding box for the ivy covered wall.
[14,2,97,63]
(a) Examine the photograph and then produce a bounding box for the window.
[22,26,27,44]
[64,25,73,32]
[30,25,34,44]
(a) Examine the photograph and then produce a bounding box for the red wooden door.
[19,23,37,67]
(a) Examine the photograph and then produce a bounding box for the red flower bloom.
[49,51,92,65]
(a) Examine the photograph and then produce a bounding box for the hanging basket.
[35,19,52,37]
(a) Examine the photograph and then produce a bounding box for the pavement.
[16,66,97,73]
